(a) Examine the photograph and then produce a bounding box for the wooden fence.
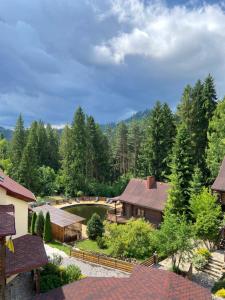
[70,249,134,273]
[140,253,158,267]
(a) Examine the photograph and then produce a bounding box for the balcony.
[107,210,129,224]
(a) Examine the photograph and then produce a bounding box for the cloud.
[0,0,224,127]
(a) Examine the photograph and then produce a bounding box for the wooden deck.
[107,212,129,224]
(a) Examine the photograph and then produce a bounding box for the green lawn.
[75,239,112,255]
[47,240,72,255]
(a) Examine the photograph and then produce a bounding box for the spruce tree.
[114,122,129,175]
[86,116,97,180]
[43,211,52,242]
[128,121,142,176]
[87,213,104,240]
[10,114,26,181]
[189,166,203,196]
[35,211,45,237]
[46,124,60,170]
[138,102,175,180]
[168,123,194,214]
[206,98,225,181]
[30,212,37,235]
[18,121,40,193]
[36,121,48,166]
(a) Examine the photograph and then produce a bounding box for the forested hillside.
[0,74,223,200]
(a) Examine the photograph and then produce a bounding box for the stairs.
[202,257,224,280]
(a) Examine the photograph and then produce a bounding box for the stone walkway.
[45,244,129,278]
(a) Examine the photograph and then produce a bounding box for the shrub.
[63,265,81,283]
[196,248,211,260]
[40,274,62,293]
[192,254,208,271]
[44,211,52,242]
[49,254,63,266]
[35,211,45,237]
[87,213,104,240]
[97,236,107,249]
[77,191,84,197]
[30,212,37,235]
[215,288,225,298]
[212,278,225,294]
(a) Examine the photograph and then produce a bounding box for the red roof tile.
[212,157,225,192]
[112,178,170,212]
[32,205,84,227]
[3,234,48,276]
[35,266,211,300]
[0,171,35,202]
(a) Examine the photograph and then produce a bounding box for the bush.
[35,211,45,237]
[40,274,62,293]
[97,236,107,249]
[215,288,225,298]
[87,213,104,240]
[44,211,52,243]
[215,289,225,298]
[63,265,81,283]
[196,248,211,260]
[49,254,63,266]
[77,191,84,197]
[192,254,208,271]
[212,278,225,293]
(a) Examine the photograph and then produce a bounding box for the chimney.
[147,176,155,189]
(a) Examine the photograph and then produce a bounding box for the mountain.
[0,127,13,140]
[100,109,150,131]
[0,109,151,139]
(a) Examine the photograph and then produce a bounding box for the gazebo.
[32,205,85,242]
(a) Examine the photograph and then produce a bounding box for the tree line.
[0,74,224,202]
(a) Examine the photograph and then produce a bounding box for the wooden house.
[108,176,170,226]
[212,157,225,209]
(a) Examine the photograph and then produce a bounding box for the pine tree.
[10,114,26,181]
[87,213,104,240]
[30,212,37,235]
[37,121,48,166]
[18,121,40,193]
[86,116,97,179]
[177,85,192,129]
[128,121,142,176]
[168,123,194,214]
[206,98,225,181]
[35,211,45,237]
[43,211,52,242]
[138,102,175,180]
[114,122,129,175]
[203,74,217,120]
[189,166,203,196]
[46,124,60,170]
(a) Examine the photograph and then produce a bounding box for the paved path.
[45,244,129,278]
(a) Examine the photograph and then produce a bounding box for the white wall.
[0,187,29,238]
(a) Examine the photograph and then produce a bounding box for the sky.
[0,0,225,128]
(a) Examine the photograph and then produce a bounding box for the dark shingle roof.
[0,205,16,237]
[212,157,225,192]
[0,234,48,276]
[35,266,211,300]
[0,170,35,202]
[112,178,170,211]
[32,205,84,227]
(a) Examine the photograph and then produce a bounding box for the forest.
[0,74,223,203]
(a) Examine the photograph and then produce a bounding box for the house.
[35,265,211,300]
[0,170,35,237]
[108,176,170,226]
[32,205,84,242]
[212,157,225,209]
[0,172,48,299]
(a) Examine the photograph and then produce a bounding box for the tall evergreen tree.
[37,121,48,166]
[206,98,225,181]
[167,123,194,214]
[86,116,97,180]
[114,122,129,175]
[128,121,142,176]
[43,211,52,242]
[10,114,26,181]
[46,124,60,170]
[138,102,175,180]
[18,121,40,192]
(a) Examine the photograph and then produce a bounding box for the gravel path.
[45,244,129,278]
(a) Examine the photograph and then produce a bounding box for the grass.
[75,239,112,255]
[47,240,72,255]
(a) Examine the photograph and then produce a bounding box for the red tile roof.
[32,205,84,227]
[3,234,48,277]
[35,266,211,300]
[112,178,170,212]
[212,157,225,192]
[0,205,16,237]
[0,171,35,202]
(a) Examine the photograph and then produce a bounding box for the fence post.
[153,252,158,265]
